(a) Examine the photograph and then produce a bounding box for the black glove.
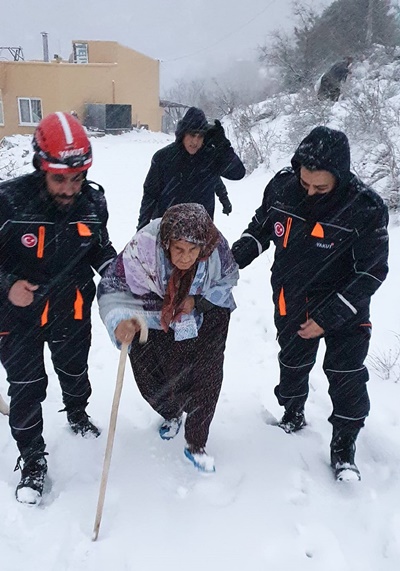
[205,120,231,151]
[222,198,232,215]
[231,237,260,269]
[215,182,232,215]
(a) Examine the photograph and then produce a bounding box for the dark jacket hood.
[291,126,351,189]
[175,107,209,142]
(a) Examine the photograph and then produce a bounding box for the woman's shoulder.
[209,232,238,271]
[124,219,160,258]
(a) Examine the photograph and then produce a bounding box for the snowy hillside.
[1,122,400,570]
[225,45,400,208]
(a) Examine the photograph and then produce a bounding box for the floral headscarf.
[159,203,220,259]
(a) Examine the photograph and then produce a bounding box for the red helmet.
[33,112,92,173]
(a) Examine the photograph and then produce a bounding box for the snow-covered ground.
[1,128,400,571]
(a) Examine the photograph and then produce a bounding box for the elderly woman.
[98,203,239,472]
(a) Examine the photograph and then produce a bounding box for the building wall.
[113,42,161,129]
[82,40,162,129]
[0,40,162,138]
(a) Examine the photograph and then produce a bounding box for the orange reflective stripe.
[74,289,83,320]
[37,226,45,258]
[278,287,287,316]
[311,223,324,238]
[77,222,92,237]
[41,300,49,326]
[283,217,292,248]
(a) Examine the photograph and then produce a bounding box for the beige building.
[0,40,162,137]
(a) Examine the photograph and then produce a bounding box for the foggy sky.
[2,0,331,89]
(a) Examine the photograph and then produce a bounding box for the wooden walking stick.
[92,318,148,541]
[0,393,9,416]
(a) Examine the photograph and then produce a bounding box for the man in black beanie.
[318,57,353,102]
[232,126,389,482]
[136,107,245,230]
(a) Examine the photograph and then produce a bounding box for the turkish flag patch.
[21,233,38,248]
[274,222,285,237]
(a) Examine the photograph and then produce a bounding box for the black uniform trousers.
[274,323,371,430]
[129,307,230,450]
[0,292,94,457]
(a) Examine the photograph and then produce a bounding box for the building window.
[0,90,4,126]
[73,42,89,64]
[18,98,42,126]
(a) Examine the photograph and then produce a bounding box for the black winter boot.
[67,408,101,438]
[330,425,361,481]
[278,407,306,433]
[15,451,48,505]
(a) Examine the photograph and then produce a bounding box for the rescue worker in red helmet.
[32,110,93,174]
[0,111,117,504]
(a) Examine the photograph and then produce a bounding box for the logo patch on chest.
[316,241,334,250]
[21,233,38,248]
[274,222,285,238]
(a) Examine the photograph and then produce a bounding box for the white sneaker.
[184,447,215,473]
[159,417,182,440]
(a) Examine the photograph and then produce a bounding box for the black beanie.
[175,107,209,141]
[291,126,351,187]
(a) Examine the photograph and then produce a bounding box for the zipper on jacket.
[74,288,84,320]
[283,217,292,248]
[278,287,287,316]
[37,226,45,259]
[41,300,50,326]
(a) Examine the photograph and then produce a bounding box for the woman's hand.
[179,295,195,315]
[115,318,144,344]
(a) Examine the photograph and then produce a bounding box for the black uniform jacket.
[232,169,389,334]
[137,141,245,229]
[0,171,116,331]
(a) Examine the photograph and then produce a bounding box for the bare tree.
[258,0,400,92]
[258,2,321,92]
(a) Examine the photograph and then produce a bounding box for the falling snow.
[0,114,400,570]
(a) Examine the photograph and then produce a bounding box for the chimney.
[41,32,49,62]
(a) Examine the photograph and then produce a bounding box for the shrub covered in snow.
[227,45,400,207]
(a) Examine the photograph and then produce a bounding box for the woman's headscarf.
[159,203,220,332]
